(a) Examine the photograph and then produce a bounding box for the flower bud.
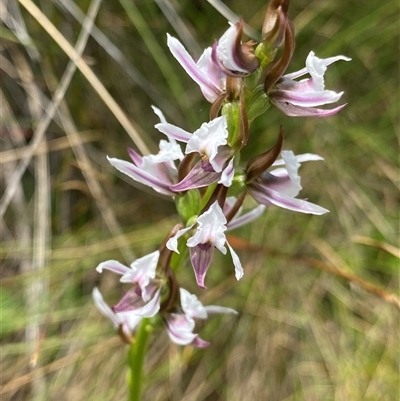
[263,19,295,92]
[213,20,260,77]
[262,0,290,48]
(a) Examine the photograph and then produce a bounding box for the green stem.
[127,319,153,401]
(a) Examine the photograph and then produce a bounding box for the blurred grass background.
[1,0,398,400]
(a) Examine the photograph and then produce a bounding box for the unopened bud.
[262,0,290,48]
[213,20,260,77]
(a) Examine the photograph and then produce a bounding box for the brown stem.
[225,191,246,223]
[210,93,228,120]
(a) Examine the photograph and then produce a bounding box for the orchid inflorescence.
[93,0,350,348]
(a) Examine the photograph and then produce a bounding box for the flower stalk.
[127,319,153,401]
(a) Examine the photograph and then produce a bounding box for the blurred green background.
[1,0,398,400]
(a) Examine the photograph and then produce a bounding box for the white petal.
[227,242,244,280]
[284,52,351,80]
[166,225,194,253]
[155,122,192,143]
[107,156,175,196]
[216,24,248,73]
[281,150,302,193]
[167,34,222,102]
[120,250,159,285]
[218,158,235,187]
[165,313,197,345]
[185,116,228,172]
[92,288,120,329]
[116,311,142,334]
[180,288,208,319]
[272,153,324,167]
[151,105,167,124]
[143,140,183,164]
[96,260,130,275]
[187,202,227,254]
[204,305,238,315]
[134,288,161,318]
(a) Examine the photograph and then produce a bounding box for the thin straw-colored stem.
[1,0,149,218]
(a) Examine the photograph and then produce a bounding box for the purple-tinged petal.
[227,242,244,280]
[113,286,160,318]
[166,225,194,254]
[93,288,142,337]
[189,244,214,289]
[107,157,175,196]
[165,313,197,345]
[120,250,160,302]
[133,288,161,317]
[167,34,223,103]
[170,160,222,192]
[155,122,192,143]
[96,260,130,276]
[197,47,226,101]
[259,172,298,197]
[92,288,121,328]
[226,205,266,230]
[113,288,143,312]
[249,184,329,215]
[272,101,347,117]
[190,337,210,348]
[166,313,209,348]
[219,158,235,187]
[272,88,344,107]
[127,147,143,166]
[180,288,208,319]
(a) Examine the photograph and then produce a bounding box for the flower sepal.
[262,0,290,50]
